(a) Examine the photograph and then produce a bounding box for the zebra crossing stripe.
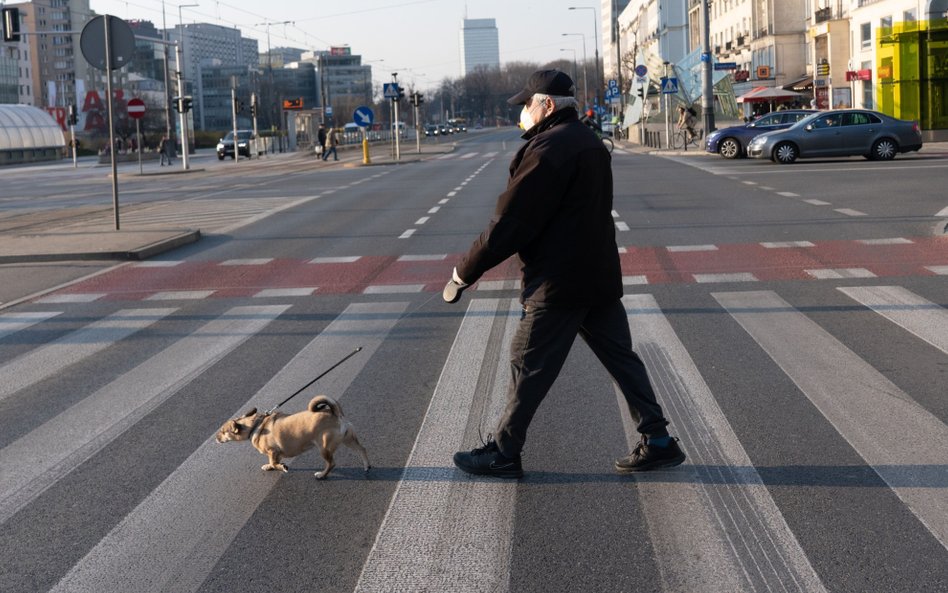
[355,298,519,592]
[46,302,406,593]
[714,290,948,550]
[620,294,827,592]
[0,305,288,525]
[0,308,177,403]
[838,286,948,355]
[0,311,60,341]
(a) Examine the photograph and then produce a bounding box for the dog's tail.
[308,395,342,416]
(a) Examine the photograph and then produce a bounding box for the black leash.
[264,346,363,414]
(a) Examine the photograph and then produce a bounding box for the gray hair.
[533,92,579,112]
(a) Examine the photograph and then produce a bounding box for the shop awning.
[783,76,813,91]
[736,87,805,103]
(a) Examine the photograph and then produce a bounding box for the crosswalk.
[1,282,946,592]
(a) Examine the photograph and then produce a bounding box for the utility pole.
[231,76,239,166]
[701,0,715,133]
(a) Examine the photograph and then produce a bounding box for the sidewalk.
[0,141,456,265]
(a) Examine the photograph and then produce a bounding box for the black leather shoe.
[453,438,523,479]
[615,435,686,473]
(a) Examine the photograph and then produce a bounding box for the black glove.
[442,267,469,303]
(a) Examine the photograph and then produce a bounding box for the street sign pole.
[103,15,120,230]
[392,73,401,163]
[136,119,143,175]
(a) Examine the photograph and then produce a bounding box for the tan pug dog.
[216,395,370,479]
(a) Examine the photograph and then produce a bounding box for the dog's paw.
[314,471,328,479]
[262,464,276,471]
[278,464,288,473]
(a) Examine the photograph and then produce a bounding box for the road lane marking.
[36,293,106,303]
[714,290,948,551]
[0,305,287,524]
[221,258,273,266]
[803,199,831,206]
[616,222,630,231]
[694,273,758,283]
[620,294,828,592]
[761,241,815,248]
[0,311,61,341]
[253,287,317,298]
[834,208,867,217]
[398,255,447,262]
[308,256,361,264]
[776,192,800,197]
[399,229,416,239]
[146,290,216,300]
[838,286,948,355]
[355,298,519,593]
[363,284,426,294]
[668,245,718,252]
[47,302,406,593]
[926,266,948,275]
[415,217,430,225]
[805,268,876,279]
[0,308,176,403]
[858,238,913,245]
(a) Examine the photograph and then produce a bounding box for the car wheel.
[217,153,224,160]
[719,137,742,159]
[773,142,798,164]
[871,138,897,161]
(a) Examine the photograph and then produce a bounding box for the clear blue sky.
[89,0,603,91]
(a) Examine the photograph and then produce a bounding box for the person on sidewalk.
[316,124,327,159]
[443,69,686,479]
[322,126,339,161]
[158,136,172,166]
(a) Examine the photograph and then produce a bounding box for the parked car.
[217,130,256,159]
[747,109,923,164]
[704,110,816,158]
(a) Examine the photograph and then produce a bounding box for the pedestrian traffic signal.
[67,104,78,126]
[410,92,424,106]
[250,103,256,117]
[2,7,20,43]
[173,96,192,113]
[234,97,244,113]
[637,88,644,99]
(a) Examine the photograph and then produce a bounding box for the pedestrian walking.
[158,136,172,166]
[316,124,327,159]
[443,69,686,479]
[322,126,339,161]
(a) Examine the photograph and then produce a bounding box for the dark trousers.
[495,299,670,457]
[322,146,338,161]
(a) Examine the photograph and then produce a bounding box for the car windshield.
[222,131,252,141]
[792,112,826,128]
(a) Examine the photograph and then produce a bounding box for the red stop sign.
[127,97,146,119]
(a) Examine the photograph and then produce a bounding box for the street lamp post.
[560,48,578,87]
[569,6,601,117]
[176,3,198,171]
[562,33,588,108]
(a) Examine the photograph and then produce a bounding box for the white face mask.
[519,104,536,131]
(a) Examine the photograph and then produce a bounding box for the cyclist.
[580,108,602,134]
[677,105,697,144]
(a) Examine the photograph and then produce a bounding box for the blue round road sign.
[353,106,374,127]
[634,64,648,77]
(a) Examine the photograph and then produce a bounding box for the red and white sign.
[127,97,146,119]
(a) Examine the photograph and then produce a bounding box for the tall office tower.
[460,18,500,75]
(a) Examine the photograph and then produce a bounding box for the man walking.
[321,126,339,161]
[443,70,686,479]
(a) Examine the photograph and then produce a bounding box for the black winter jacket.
[457,108,622,307]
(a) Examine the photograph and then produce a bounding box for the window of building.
[903,9,917,22]
[860,22,872,49]
[880,15,893,36]
[861,60,873,108]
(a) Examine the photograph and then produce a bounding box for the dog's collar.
[247,414,269,440]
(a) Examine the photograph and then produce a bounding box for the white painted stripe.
[447,191,457,197]
[622,275,648,285]
[439,198,450,204]
[146,290,215,301]
[221,258,273,266]
[805,268,876,280]
[0,308,176,403]
[620,294,827,592]
[760,186,775,191]
[415,217,430,225]
[612,210,620,218]
[308,256,361,264]
[761,241,815,248]
[926,266,948,275]
[355,299,518,592]
[776,192,800,197]
[668,244,718,252]
[618,247,627,254]
[714,290,948,550]
[397,254,446,262]
[616,221,630,232]
[936,206,948,217]
[858,238,913,245]
[694,272,758,283]
[742,181,757,185]
[476,279,522,291]
[838,286,948,355]
[453,187,463,192]
[834,208,867,217]
[363,284,426,294]
[35,293,106,304]
[399,229,416,239]
[135,260,184,267]
[459,152,479,159]
[48,303,406,593]
[253,287,317,298]
[0,305,288,525]
[803,199,831,206]
[482,151,498,157]
[428,206,440,214]
[0,311,60,341]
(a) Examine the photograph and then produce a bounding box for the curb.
[0,229,201,264]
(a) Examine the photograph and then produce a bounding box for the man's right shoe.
[615,435,686,473]
[453,437,523,479]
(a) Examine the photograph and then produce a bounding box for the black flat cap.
[507,70,576,105]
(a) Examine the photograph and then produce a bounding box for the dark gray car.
[746,109,923,164]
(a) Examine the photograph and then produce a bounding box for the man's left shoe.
[615,435,686,473]
[453,438,523,479]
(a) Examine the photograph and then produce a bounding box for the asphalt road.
[1,129,947,593]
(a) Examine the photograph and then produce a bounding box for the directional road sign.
[353,106,374,127]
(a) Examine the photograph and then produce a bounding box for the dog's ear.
[242,408,257,418]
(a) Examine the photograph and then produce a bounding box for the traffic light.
[67,104,78,126]
[396,84,405,102]
[410,92,424,107]
[2,7,20,43]
[637,88,644,99]
[250,103,256,117]
[174,96,192,113]
[172,96,181,113]
[234,96,244,113]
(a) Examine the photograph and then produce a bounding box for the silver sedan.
[746,109,923,164]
